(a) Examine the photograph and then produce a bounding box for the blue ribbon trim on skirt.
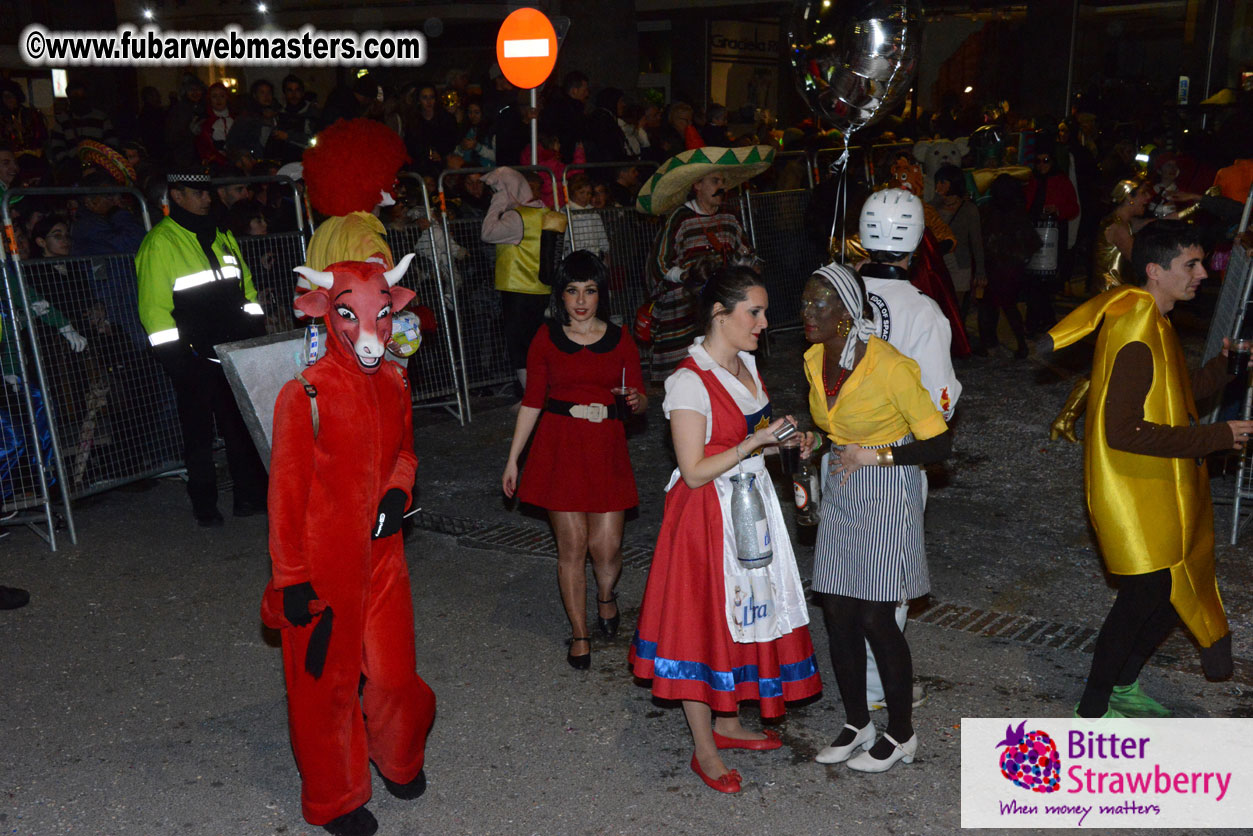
[632,635,818,698]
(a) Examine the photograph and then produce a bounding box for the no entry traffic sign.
[495,7,558,90]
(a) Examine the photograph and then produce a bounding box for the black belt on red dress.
[545,398,624,422]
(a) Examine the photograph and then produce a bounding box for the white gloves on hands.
[59,324,88,353]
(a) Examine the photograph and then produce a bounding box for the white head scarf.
[813,262,875,371]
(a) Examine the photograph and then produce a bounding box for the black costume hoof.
[323,805,377,836]
[382,767,427,800]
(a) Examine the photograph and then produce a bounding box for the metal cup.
[773,419,798,443]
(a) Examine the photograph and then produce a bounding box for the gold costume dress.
[1049,211,1131,441]
[1091,212,1130,292]
[1048,286,1228,648]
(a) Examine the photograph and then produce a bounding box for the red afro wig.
[303,118,410,217]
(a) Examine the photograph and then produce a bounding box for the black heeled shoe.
[566,636,591,670]
[596,593,620,640]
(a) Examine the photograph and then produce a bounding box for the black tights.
[819,593,913,744]
[1078,569,1177,717]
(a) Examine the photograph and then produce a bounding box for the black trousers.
[500,291,550,372]
[1077,568,1176,717]
[166,357,267,516]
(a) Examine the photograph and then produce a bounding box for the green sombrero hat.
[635,145,775,216]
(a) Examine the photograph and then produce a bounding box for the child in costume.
[262,255,436,836]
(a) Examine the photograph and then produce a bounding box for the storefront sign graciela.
[960,718,1251,828]
[710,21,778,60]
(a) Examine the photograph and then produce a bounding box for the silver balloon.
[789,0,923,136]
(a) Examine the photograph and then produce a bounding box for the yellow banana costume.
[1048,285,1227,648]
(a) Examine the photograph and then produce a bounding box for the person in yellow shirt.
[800,263,951,774]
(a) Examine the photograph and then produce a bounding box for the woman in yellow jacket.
[800,263,952,773]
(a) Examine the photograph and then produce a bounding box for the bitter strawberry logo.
[996,721,1061,793]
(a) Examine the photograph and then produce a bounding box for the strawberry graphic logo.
[996,721,1061,793]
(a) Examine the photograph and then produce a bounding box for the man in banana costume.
[1046,220,1253,718]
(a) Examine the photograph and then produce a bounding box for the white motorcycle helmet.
[859,188,925,254]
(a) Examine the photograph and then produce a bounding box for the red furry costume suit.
[295,119,409,320]
[261,254,436,835]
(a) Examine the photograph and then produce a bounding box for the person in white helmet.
[857,188,962,419]
[811,187,961,722]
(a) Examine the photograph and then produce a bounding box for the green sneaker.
[1108,681,1171,718]
[1072,704,1129,719]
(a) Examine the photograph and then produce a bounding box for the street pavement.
[2,324,1251,836]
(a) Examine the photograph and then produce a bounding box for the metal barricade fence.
[434,165,561,420]
[740,189,829,333]
[235,230,307,335]
[206,174,308,238]
[388,172,467,423]
[2,184,168,549]
[560,161,661,329]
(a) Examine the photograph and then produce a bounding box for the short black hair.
[1131,220,1205,286]
[551,250,609,325]
[562,71,588,93]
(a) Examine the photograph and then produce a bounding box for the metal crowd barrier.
[814,141,916,188]
[2,184,169,549]
[387,173,467,424]
[559,161,662,330]
[740,188,828,333]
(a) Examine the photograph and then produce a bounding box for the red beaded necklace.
[822,359,850,398]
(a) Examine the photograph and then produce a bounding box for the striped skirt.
[812,435,930,602]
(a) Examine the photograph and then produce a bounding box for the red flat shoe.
[712,728,783,751]
[690,753,742,793]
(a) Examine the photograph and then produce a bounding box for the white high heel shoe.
[814,722,875,764]
[846,732,917,772]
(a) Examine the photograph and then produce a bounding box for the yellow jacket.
[1048,285,1226,647]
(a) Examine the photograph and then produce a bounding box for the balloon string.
[826,132,852,264]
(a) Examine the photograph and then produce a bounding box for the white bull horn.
[383,252,416,287]
[293,265,335,289]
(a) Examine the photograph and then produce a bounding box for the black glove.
[282,581,318,627]
[372,488,408,540]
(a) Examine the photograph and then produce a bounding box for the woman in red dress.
[629,264,822,794]
[502,251,647,670]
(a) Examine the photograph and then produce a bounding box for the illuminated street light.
[142,8,154,19]
[964,85,973,93]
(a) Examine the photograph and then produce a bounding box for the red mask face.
[293,255,417,374]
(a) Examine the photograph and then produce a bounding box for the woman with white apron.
[629,263,821,794]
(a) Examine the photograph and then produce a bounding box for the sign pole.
[530,88,539,166]
[496,7,558,169]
